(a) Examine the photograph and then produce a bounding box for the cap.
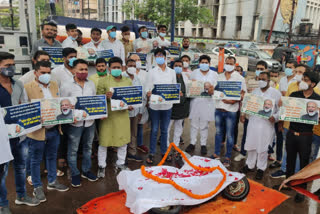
[106,25,116,31]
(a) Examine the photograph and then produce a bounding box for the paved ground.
[5,118,319,214]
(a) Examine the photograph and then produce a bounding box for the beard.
[183,45,189,49]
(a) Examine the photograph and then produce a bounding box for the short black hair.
[182,37,189,42]
[154,48,166,57]
[35,60,51,71]
[256,60,268,69]
[73,59,88,67]
[259,71,270,79]
[236,65,243,72]
[126,59,136,65]
[91,27,102,35]
[172,59,183,68]
[181,55,191,61]
[138,26,147,33]
[41,21,57,30]
[108,57,123,67]
[95,58,107,65]
[0,52,15,63]
[199,55,211,63]
[77,29,82,35]
[157,25,167,31]
[65,23,77,31]
[303,71,319,86]
[62,48,77,58]
[270,70,279,74]
[286,60,298,68]
[226,56,236,64]
[33,50,50,60]
[297,64,311,73]
[121,25,130,33]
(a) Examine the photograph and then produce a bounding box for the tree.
[122,0,214,27]
[0,8,19,29]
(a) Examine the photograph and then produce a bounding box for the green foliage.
[123,0,214,26]
[0,8,19,29]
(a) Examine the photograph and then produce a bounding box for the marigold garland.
[140,143,227,200]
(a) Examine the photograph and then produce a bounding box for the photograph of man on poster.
[258,99,273,118]
[300,101,319,122]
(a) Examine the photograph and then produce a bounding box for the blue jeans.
[137,124,143,147]
[240,118,249,156]
[268,123,284,162]
[281,128,299,173]
[66,124,95,176]
[310,134,320,162]
[0,163,9,207]
[149,108,172,155]
[214,110,237,158]
[29,128,60,188]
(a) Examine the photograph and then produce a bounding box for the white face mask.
[299,81,309,91]
[183,62,189,68]
[295,74,303,82]
[224,64,234,72]
[136,61,142,69]
[258,80,268,88]
[127,67,136,75]
[123,35,130,40]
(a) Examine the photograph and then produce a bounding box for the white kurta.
[244,87,281,153]
[188,69,218,122]
[100,39,125,65]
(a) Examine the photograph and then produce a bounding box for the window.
[248,51,256,58]
[0,36,4,44]
[181,28,185,36]
[201,0,206,5]
[236,16,242,31]
[239,49,247,56]
[221,16,226,32]
[199,28,203,37]
[192,28,197,37]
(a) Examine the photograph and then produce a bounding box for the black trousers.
[286,131,312,189]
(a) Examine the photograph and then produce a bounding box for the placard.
[1,102,42,138]
[128,52,147,67]
[75,95,108,119]
[150,84,181,104]
[213,81,242,100]
[241,94,275,119]
[185,80,213,98]
[41,47,63,65]
[110,86,143,111]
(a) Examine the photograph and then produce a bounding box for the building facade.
[63,0,98,20]
[305,0,320,30]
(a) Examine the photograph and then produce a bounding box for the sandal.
[146,155,154,164]
[57,169,64,177]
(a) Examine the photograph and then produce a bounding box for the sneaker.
[201,146,207,156]
[255,169,264,180]
[27,176,33,186]
[270,170,286,178]
[223,159,231,167]
[97,167,105,178]
[15,195,40,206]
[294,193,305,203]
[137,145,149,153]
[234,154,246,162]
[71,175,81,188]
[33,187,46,203]
[127,154,143,162]
[0,207,11,214]
[240,165,254,174]
[47,180,69,192]
[269,161,281,169]
[185,144,195,153]
[81,171,98,182]
[57,169,64,177]
[115,164,130,171]
[209,155,220,160]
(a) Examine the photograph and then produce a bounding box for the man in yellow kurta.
[96,56,132,178]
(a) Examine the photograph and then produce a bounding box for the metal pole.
[313,23,320,69]
[9,0,14,30]
[267,0,281,43]
[88,0,90,19]
[170,0,175,42]
[288,0,295,47]
[24,0,33,55]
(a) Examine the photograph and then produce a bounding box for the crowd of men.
[0,20,319,214]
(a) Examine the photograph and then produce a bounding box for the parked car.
[211,47,236,57]
[235,49,282,71]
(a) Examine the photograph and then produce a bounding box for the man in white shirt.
[60,59,98,187]
[101,25,125,65]
[153,25,178,48]
[19,50,50,85]
[279,60,297,96]
[185,55,217,156]
[83,28,104,52]
[51,47,77,87]
[61,23,78,48]
[212,56,247,167]
[181,55,193,78]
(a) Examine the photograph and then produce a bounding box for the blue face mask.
[38,74,51,85]
[285,68,293,76]
[174,67,182,74]
[159,32,166,37]
[199,63,209,71]
[69,36,77,41]
[141,31,148,39]
[111,69,122,77]
[68,57,77,67]
[255,70,261,77]
[109,31,116,39]
[156,57,165,65]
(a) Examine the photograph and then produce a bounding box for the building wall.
[305,0,320,30]
[102,0,127,23]
[63,0,98,20]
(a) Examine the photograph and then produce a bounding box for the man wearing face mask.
[133,26,153,71]
[181,55,192,77]
[51,48,77,88]
[24,61,69,203]
[240,72,281,180]
[270,70,280,89]
[279,61,298,96]
[186,55,217,156]
[280,72,320,202]
[97,57,133,176]
[101,26,125,65]
[120,26,133,61]
[60,59,98,187]
[153,25,178,48]
[84,28,103,51]
[0,52,39,211]
[88,58,108,90]
[212,56,246,167]
[62,23,78,48]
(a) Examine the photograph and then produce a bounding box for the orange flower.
[140,143,227,199]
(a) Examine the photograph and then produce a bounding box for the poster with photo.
[185,80,213,98]
[110,86,143,111]
[213,81,242,100]
[74,95,108,120]
[150,84,181,105]
[241,94,275,119]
